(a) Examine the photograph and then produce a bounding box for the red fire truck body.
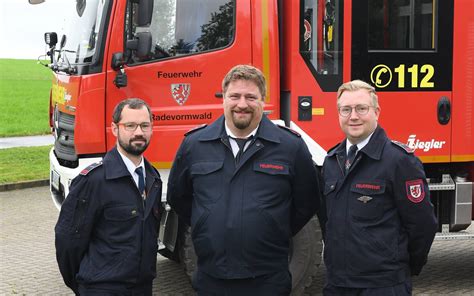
[42,0,473,293]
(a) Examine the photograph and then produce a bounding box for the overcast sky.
[0,0,71,59]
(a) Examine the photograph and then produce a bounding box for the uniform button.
[256,143,261,147]
[330,185,335,189]
[131,209,137,215]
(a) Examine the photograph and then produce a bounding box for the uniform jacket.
[55,147,162,294]
[322,126,437,288]
[167,115,321,279]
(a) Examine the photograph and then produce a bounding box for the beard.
[232,110,254,130]
[118,135,150,156]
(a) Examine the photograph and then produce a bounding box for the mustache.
[130,136,147,142]
[233,108,252,113]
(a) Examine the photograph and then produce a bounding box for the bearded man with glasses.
[321,80,437,295]
[55,98,162,296]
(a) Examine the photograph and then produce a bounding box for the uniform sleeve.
[290,140,323,236]
[54,176,98,294]
[393,154,438,276]
[167,138,193,226]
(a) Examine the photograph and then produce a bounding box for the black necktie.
[232,136,253,164]
[345,145,358,172]
[135,167,145,198]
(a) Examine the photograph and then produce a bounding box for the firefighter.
[167,65,323,295]
[55,98,162,295]
[321,80,438,295]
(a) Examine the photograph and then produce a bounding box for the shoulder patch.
[391,140,414,154]
[277,124,301,137]
[80,161,103,176]
[405,179,425,203]
[184,124,207,136]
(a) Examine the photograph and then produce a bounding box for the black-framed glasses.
[117,122,152,132]
[338,104,374,117]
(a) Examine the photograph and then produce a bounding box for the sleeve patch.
[392,140,414,153]
[80,161,103,176]
[406,179,425,203]
[277,124,301,137]
[184,124,207,136]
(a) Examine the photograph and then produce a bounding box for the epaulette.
[80,161,103,176]
[277,124,301,137]
[391,140,414,154]
[184,124,207,136]
[327,143,341,154]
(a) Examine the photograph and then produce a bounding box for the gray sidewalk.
[0,135,54,149]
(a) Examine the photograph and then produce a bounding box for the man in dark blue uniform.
[167,65,322,295]
[322,80,437,295]
[55,98,162,295]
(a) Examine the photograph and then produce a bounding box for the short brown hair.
[222,65,266,98]
[336,80,379,108]
[112,98,152,123]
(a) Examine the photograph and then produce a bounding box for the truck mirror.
[76,0,86,17]
[137,0,153,26]
[111,52,125,71]
[60,35,67,49]
[126,32,152,60]
[44,32,58,48]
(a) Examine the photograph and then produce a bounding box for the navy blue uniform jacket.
[55,147,162,294]
[322,126,437,288]
[167,115,321,279]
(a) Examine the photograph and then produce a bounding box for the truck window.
[60,0,109,66]
[351,0,452,91]
[368,0,437,50]
[126,0,235,63]
[300,0,343,91]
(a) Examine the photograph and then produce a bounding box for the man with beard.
[167,65,322,295]
[55,98,162,295]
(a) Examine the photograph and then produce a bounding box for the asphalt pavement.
[0,135,54,149]
[1,186,473,295]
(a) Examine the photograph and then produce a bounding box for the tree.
[196,2,233,51]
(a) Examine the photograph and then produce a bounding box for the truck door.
[351,0,454,163]
[105,0,250,166]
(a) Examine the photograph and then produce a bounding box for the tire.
[179,226,197,279]
[289,217,323,295]
[178,218,323,294]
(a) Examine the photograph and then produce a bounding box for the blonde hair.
[336,80,379,108]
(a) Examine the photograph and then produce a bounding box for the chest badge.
[357,196,373,203]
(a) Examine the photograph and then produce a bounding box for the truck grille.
[54,111,77,166]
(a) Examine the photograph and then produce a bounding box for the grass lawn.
[0,146,51,184]
[0,59,52,137]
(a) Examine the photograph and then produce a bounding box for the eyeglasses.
[338,104,375,117]
[117,122,152,132]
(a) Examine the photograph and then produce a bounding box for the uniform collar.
[116,148,145,177]
[327,126,388,161]
[198,115,281,144]
[345,130,373,154]
[359,126,387,160]
[103,146,160,181]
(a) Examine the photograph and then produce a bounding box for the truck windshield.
[59,0,108,65]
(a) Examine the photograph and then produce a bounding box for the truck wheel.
[179,226,197,279]
[290,217,323,295]
[178,218,323,294]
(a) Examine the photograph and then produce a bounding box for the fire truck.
[35,0,473,293]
